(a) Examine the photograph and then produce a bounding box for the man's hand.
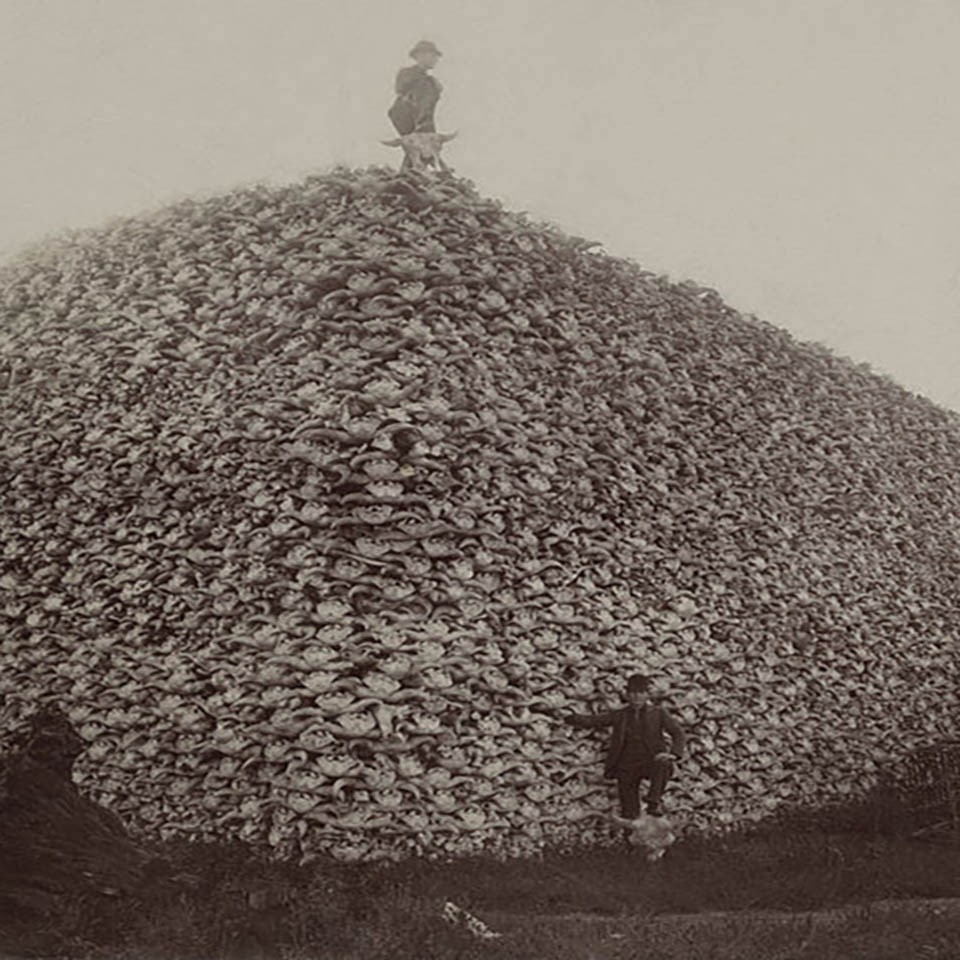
[655,752,679,764]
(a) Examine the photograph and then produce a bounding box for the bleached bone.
[381,131,458,173]
[611,812,677,861]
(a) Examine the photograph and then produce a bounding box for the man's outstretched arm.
[565,709,617,730]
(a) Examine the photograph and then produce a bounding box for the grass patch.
[2,806,959,959]
[496,906,960,960]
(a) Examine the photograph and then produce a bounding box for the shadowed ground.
[3,821,959,958]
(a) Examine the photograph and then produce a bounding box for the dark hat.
[409,40,442,58]
[626,674,652,693]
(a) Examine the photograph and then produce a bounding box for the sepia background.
[1,0,958,410]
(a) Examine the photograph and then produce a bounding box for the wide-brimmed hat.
[409,40,442,58]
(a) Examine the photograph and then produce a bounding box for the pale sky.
[2,0,958,411]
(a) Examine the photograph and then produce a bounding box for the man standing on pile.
[564,674,686,819]
[389,40,443,137]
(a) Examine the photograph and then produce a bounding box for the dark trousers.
[388,100,437,136]
[615,756,674,818]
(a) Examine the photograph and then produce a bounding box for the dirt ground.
[486,898,960,960]
[3,823,960,959]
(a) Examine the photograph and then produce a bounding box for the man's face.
[416,51,441,70]
[627,688,649,709]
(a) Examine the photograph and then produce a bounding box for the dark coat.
[569,704,686,779]
[389,65,442,135]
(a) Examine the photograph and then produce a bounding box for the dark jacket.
[569,704,686,779]
[389,65,442,135]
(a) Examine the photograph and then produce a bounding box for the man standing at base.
[565,674,686,818]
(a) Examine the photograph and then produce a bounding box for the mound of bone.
[1,167,958,863]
